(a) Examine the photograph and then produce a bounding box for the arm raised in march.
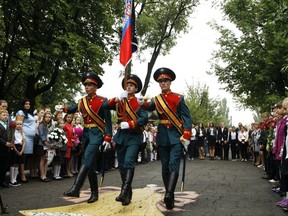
[140,98,156,112]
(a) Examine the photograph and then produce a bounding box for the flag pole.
[123,66,129,120]
[99,149,106,186]
[180,151,186,192]
[120,0,136,120]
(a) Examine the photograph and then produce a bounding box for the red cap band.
[157,74,172,81]
[127,79,138,88]
[84,78,98,85]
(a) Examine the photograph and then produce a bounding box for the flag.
[120,0,138,67]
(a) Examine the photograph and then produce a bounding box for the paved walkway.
[0,158,287,216]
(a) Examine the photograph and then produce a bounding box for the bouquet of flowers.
[259,119,276,150]
[8,122,16,142]
[47,127,67,149]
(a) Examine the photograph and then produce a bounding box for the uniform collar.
[87,93,97,99]
[128,95,135,100]
[161,90,172,95]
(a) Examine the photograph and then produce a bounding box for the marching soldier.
[63,71,112,203]
[103,74,148,206]
[138,67,192,210]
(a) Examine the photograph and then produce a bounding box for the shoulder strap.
[125,99,138,121]
[81,97,106,134]
[155,95,183,134]
[125,99,144,132]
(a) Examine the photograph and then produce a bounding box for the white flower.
[47,127,68,148]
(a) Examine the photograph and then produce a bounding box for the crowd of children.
[0,100,87,187]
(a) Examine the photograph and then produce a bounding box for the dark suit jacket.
[0,123,9,156]
[217,127,229,142]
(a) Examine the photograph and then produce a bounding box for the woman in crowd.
[30,107,45,178]
[251,122,261,165]
[197,122,206,160]
[207,122,217,160]
[238,125,249,162]
[228,126,238,161]
[15,99,36,183]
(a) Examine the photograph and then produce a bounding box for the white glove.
[120,122,129,129]
[119,91,128,100]
[181,139,190,152]
[137,95,145,105]
[99,141,111,152]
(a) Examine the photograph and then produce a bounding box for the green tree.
[184,82,230,126]
[209,0,288,112]
[0,0,121,110]
[0,0,201,112]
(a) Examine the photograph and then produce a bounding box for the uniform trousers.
[81,127,102,169]
[117,143,140,170]
[159,142,182,173]
[223,141,229,160]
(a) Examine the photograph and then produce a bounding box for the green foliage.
[209,0,288,112]
[0,0,201,113]
[0,0,121,111]
[184,82,230,127]
[137,0,196,54]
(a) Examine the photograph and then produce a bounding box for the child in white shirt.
[10,120,25,186]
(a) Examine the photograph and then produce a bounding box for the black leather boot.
[63,165,89,197]
[87,170,99,203]
[115,169,126,202]
[118,169,134,206]
[164,172,178,210]
[162,172,170,191]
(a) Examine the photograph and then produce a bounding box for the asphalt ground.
[0,158,287,216]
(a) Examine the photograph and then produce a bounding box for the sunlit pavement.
[1,159,286,216]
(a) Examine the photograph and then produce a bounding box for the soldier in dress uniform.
[63,71,112,203]
[103,74,148,206]
[138,67,192,210]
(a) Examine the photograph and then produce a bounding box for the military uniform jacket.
[143,91,192,145]
[67,94,112,143]
[104,96,148,146]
